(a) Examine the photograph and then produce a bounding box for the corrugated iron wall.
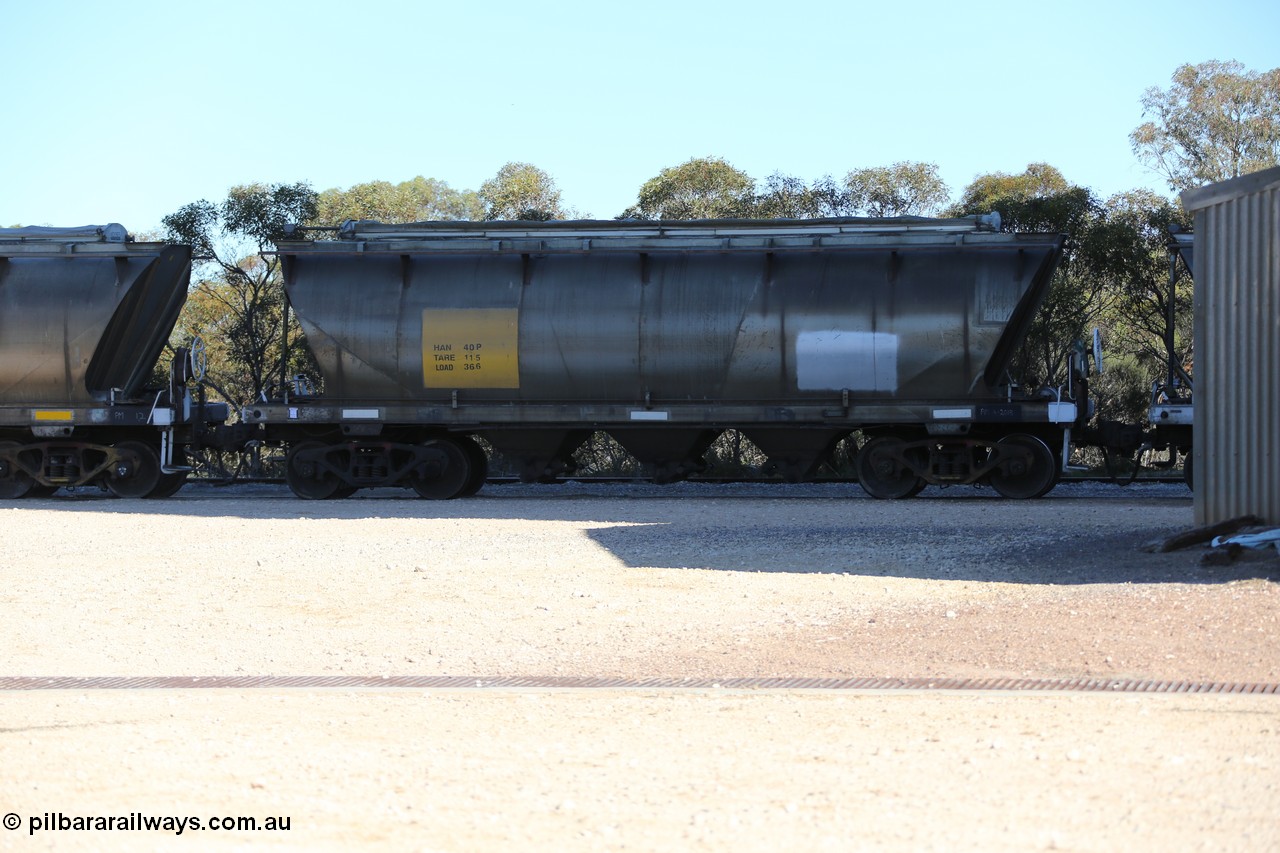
[1183,167,1280,525]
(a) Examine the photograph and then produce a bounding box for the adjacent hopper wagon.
[0,225,225,497]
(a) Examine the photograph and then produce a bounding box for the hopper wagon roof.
[276,214,1064,256]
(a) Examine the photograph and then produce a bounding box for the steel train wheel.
[105,441,162,499]
[285,442,343,500]
[988,434,1057,499]
[148,473,188,499]
[0,441,35,499]
[410,438,471,500]
[856,437,926,500]
[147,447,188,498]
[456,436,488,498]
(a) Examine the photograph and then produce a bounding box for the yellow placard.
[422,308,520,389]
[33,410,73,422]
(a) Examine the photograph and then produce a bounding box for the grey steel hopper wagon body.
[254,215,1077,499]
[0,225,225,498]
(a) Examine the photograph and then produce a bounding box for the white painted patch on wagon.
[1049,402,1078,423]
[796,331,898,392]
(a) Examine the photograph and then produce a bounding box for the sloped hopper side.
[84,246,193,397]
[0,244,192,404]
[981,241,1064,387]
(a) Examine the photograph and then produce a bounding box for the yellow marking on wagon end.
[422,308,519,389]
[32,410,73,422]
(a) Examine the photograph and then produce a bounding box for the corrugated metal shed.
[1181,166,1280,525]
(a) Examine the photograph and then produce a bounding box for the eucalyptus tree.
[843,162,951,217]
[315,176,482,225]
[479,162,571,220]
[622,156,757,220]
[752,172,845,219]
[950,165,1113,389]
[951,162,1071,212]
[1131,60,1280,192]
[162,182,319,407]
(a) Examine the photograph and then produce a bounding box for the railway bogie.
[852,430,1062,499]
[277,432,489,500]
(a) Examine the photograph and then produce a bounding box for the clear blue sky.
[3,0,1277,231]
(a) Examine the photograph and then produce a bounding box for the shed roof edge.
[1181,165,1280,211]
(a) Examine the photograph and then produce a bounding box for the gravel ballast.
[1,482,1276,850]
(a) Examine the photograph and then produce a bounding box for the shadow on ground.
[4,481,1263,586]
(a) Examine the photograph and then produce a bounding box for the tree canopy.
[843,162,950,217]
[314,176,482,225]
[949,163,1072,214]
[624,158,952,221]
[479,162,571,220]
[951,166,1111,387]
[752,172,844,219]
[625,157,757,220]
[1094,190,1193,387]
[1131,59,1280,192]
[162,182,319,407]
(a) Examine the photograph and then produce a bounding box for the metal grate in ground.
[0,676,1275,694]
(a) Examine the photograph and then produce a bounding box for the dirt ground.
[1,482,1277,850]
